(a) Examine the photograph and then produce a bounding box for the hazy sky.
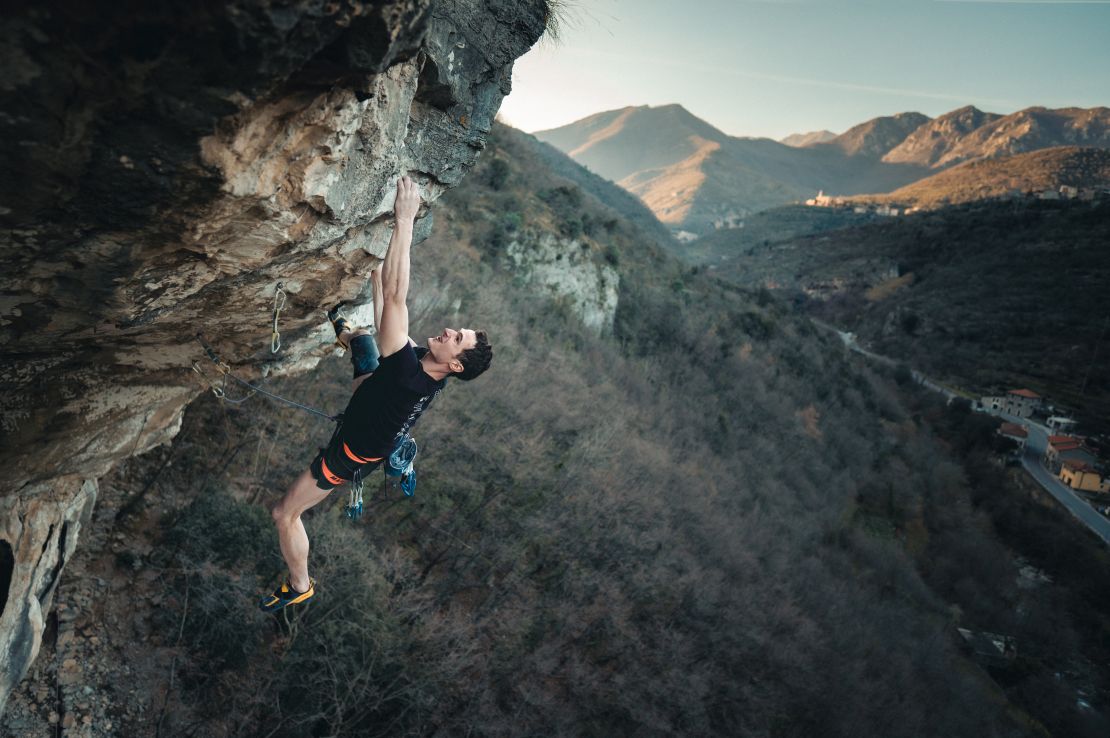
[498,0,1110,139]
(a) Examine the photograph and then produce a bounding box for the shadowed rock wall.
[0,0,545,711]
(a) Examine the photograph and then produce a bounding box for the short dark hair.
[455,330,492,381]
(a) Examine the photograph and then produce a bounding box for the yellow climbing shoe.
[259,578,315,612]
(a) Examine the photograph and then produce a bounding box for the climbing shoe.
[326,303,353,348]
[258,578,315,613]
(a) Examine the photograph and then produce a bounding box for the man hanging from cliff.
[260,175,493,612]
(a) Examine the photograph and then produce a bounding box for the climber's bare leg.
[271,469,332,593]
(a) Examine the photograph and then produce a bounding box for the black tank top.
[341,344,445,458]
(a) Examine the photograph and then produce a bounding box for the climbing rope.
[271,282,287,354]
[193,334,338,422]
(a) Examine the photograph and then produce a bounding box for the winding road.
[1016,418,1110,545]
[816,320,1110,546]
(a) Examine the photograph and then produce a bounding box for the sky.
[498,0,1110,139]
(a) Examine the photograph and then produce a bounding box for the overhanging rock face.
[0,0,545,711]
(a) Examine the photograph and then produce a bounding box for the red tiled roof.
[1048,435,1080,445]
[1062,459,1093,472]
[1008,389,1041,399]
[999,422,1028,438]
[1053,441,1084,452]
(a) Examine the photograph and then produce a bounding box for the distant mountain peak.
[883,106,1001,166]
[825,111,931,159]
[781,130,837,147]
[886,105,1110,168]
[533,104,730,184]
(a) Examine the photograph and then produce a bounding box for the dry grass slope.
[872,147,1110,207]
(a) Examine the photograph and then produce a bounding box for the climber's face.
[427,327,478,371]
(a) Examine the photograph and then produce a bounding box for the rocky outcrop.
[0,0,545,712]
[505,231,619,334]
[0,479,97,713]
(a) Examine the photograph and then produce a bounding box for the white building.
[1046,416,1078,433]
[1002,389,1043,418]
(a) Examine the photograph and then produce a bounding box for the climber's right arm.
[377,176,420,357]
[371,267,384,335]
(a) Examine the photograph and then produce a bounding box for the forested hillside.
[8,126,1110,737]
[692,199,1110,432]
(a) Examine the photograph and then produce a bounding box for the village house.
[980,395,1004,412]
[1002,388,1042,418]
[805,190,846,208]
[1046,416,1078,433]
[1059,460,1110,494]
[998,422,1028,449]
[1060,185,1079,199]
[1045,435,1097,472]
[1037,189,1060,200]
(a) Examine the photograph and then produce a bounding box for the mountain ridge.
[536,104,931,232]
[536,104,1110,233]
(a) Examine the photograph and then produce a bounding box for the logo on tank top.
[395,389,440,442]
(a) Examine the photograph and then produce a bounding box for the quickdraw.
[385,436,418,497]
[346,469,365,520]
[191,340,256,405]
[271,282,287,354]
[193,333,337,421]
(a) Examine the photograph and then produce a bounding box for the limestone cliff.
[0,0,545,711]
[505,231,619,334]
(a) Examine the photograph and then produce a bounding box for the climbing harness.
[337,428,419,519]
[271,282,287,354]
[319,414,365,520]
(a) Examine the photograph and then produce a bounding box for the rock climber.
[260,175,493,612]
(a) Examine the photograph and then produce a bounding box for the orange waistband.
[320,458,345,485]
[343,442,383,464]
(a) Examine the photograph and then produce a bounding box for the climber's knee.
[349,332,380,378]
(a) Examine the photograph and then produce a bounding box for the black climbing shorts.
[308,334,382,491]
[350,333,380,379]
[310,431,383,491]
